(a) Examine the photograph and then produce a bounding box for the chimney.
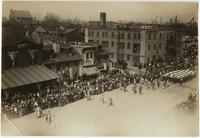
[100,12,106,27]
[170,18,172,24]
[175,15,178,24]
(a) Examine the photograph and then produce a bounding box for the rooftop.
[88,23,184,31]
[63,28,76,34]
[34,26,47,33]
[43,48,82,65]
[70,42,100,48]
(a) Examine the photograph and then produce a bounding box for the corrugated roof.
[2,65,59,90]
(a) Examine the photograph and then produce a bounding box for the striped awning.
[2,65,59,90]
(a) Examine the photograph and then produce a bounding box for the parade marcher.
[157,79,160,87]
[46,110,51,124]
[163,80,167,89]
[108,97,113,106]
[52,114,56,128]
[188,93,193,103]
[147,81,151,89]
[48,101,51,109]
[48,111,52,124]
[139,85,143,95]
[180,78,183,85]
[14,105,18,119]
[133,83,137,94]
[86,90,91,101]
[45,111,48,122]
[119,82,122,90]
[100,94,105,104]
[166,79,170,87]
[152,81,155,90]
[35,106,42,118]
[123,83,127,92]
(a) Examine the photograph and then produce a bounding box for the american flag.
[163,69,195,80]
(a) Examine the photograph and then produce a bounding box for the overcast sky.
[2,1,198,23]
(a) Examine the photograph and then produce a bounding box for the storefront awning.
[2,65,59,90]
[82,66,99,76]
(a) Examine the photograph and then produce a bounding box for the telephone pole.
[116,31,123,66]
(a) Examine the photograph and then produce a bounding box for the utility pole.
[116,31,123,66]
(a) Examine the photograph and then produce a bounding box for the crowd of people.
[144,52,197,83]
[2,46,198,119]
[2,68,168,119]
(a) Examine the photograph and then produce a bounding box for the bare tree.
[44,12,62,25]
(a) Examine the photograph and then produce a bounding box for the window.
[119,42,125,49]
[153,44,156,50]
[134,33,136,39]
[97,32,99,37]
[91,31,94,37]
[102,32,105,38]
[154,34,156,40]
[153,55,156,61]
[159,43,161,50]
[138,33,141,40]
[102,41,109,48]
[88,31,91,37]
[105,32,108,38]
[148,44,151,51]
[111,53,114,58]
[121,32,124,39]
[86,53,89,59]
[112,32,115,38]
[148,33,151,40]
[170,32,172,37]
[127,42,130,49]
[159,33,162,39]
[127,55,130,61]
[133,44,137,53]
[90,53,93,58]
[127,33,131,39]
[112,41,114,47]
[167,32,169,39]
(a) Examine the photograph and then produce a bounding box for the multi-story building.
[70,42,110,76]
[86,13,183,68]
[9,9,33,24]
[43,45,82,79]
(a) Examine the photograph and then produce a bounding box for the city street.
[2,77,198,136]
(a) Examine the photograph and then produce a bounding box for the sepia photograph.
[1,1,199,136]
